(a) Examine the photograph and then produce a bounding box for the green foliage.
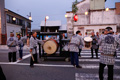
[72,0,78,14]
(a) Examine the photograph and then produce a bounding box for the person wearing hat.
[17,33,29,60]
[7,32,18,62]
[98,27,120,80]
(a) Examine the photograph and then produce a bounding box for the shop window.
[117,26,120,33]
[86,29,94,36]
[99,29,105,35]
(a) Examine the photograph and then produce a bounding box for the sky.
[5,0,120,30]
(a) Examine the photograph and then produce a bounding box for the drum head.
[84,37,92,42]
[43,40,58,54]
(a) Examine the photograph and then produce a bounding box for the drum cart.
[39,32,70,61]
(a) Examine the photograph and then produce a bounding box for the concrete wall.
[6,23,22,39]
[77,0,90,14]
[66,1,120,38]
[90,10,116,24]
[90,0,105,10]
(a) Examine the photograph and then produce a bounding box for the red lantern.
[74,14,78,22]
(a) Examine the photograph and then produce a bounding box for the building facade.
[66,0,120,38]
[0,0,32,45]
[5,9,32,40]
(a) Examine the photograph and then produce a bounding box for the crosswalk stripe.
[79,59,120,62]
[75,73,120,80]
[79,56,120,58]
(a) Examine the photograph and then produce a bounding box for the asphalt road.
[0,50,120,80]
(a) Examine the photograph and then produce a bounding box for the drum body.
[43,39,58,54]
[84,37,92,48]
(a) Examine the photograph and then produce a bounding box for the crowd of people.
[6,27,120,80]
[69,27,120,80]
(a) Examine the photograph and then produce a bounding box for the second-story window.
[6,14,10,23]
[16,18,19,25]
[27,22,31,28]
[22,20,25,27]
[19,19,23,26]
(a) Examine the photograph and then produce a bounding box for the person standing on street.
[84,32,88,38]
[29,32,44,68]
[79,33,84,57]
[7,32,18,62]
[17,34,28,60]
[98,27,120,80]
[96,32,100,58]
[91,32,99,58]
[114,32,119,58]
[100,31,104,39]
[69,31,84,68]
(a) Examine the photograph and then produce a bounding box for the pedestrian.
[7,32,18,62]
[29,32,44,68]
[114,32,119,58]
[45,35,49,40]
[27,36,30,47]
[79,33,84,57]
[98,27,120,80]
[17,34,28,60]
[91,32,99,58]
[60,33,69,61]
[84,32,88,38]
[96,32,100,57]
[100,31,104,39]
[69,31,84,68]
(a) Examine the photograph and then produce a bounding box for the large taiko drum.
[43,39,58,54]
[84,36,93,48]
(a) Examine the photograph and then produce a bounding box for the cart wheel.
[65,58,69,62]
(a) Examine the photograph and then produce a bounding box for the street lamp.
[46,16,49,20]
[27,12,32,20]
[44,16,49,32]
[106,8,109,11]
[85,11,88,15]
[84,11,89,24]
[13,17,16,21]
[29,16,32,20]
[65,14,68,18]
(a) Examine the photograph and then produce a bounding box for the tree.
[72,0,78,14]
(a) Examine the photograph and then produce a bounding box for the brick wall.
[115,2,120,15]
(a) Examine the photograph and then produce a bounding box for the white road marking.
[75,73,120,80]
[79,56,120,58]
[79,59,120,62]
[0,62,120,69]
[13,54,31,64]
